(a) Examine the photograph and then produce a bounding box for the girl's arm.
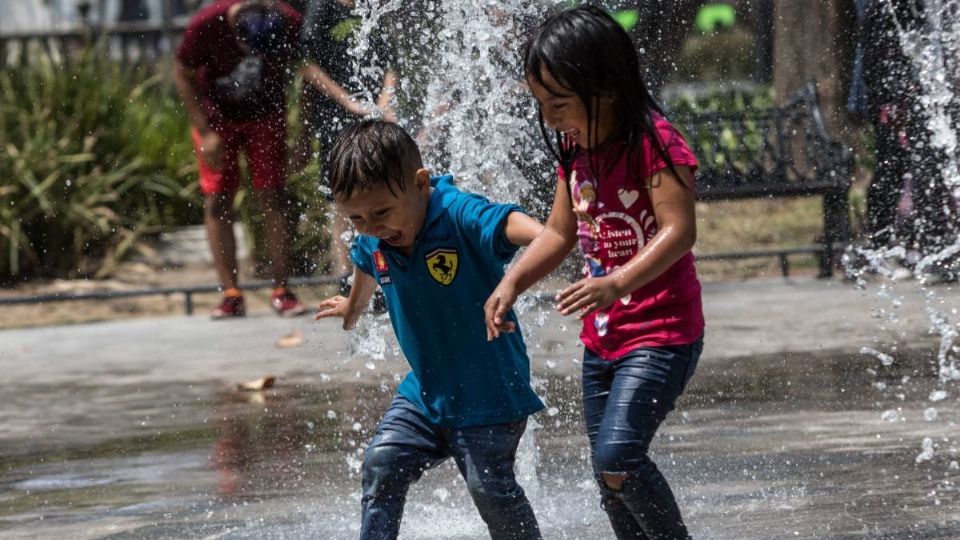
[316,266,378,330]
[503,211,544,247]
[555,166,697,317]
[484,180,579,340]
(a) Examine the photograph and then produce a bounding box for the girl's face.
[528,66,616,149]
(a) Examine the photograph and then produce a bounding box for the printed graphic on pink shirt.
[570,170,659,336]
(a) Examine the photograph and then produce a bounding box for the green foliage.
[695,4,737,34]
[0,43,198,282]
[612,10,640,32]
[667,86,775,171]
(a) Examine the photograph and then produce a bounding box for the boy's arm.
[484,180,579,340]
[316,266,378,330]
[503,211,544,247]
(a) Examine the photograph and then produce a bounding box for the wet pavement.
[1,278,959,539]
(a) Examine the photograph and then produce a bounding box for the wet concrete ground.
[1,278,959,539]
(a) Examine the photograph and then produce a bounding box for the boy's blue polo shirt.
[350,175,545,428]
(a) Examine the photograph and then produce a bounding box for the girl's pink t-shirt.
[565,114,704,360]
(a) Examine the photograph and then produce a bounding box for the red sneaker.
[271,287,309,317]
[211,293,246,319]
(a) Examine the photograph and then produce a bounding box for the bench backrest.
[670,83,852,201]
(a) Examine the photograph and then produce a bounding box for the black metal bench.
[671,82,853,277]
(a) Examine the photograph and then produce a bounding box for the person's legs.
[867,111,906,249]
[589,338,702,540]
[193,125,243,294]
[204,192,241,290]
[447,420,541,540]
[254,187,293,286]
[246,114,293,288]
[908,133,954,257]
[361,395,448,540]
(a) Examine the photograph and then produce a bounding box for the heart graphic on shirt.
[617,188,639,208]
[619,294,631,305]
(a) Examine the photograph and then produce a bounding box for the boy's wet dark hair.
[327,120,424,200]
[524,4,679,187]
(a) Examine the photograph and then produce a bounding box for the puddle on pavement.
[1,348,958,539]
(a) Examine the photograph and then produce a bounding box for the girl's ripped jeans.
[582,336,703,540]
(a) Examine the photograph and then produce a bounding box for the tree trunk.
[773,0,856,138]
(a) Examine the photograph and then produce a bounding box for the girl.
[484,5,704,539]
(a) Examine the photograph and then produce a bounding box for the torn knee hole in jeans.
[600,471,630,491]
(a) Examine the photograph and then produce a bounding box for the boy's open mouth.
[382,231,402,245]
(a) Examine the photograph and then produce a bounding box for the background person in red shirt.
[173,0,308,318]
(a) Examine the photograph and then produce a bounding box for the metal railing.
[0,20,186,66]
[0,275,339,315]
[696,245,830,278]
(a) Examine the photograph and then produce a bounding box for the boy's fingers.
[486,325,497,341]
[483,297,498,341]
[493,300,508,324]
[497,321,516,333]
[317,296,346,309]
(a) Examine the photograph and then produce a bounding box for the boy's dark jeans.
[360,395,541,540]
[582,337,703,540]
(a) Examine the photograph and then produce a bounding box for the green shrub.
[0,43,198,282]
[666,85,775,172]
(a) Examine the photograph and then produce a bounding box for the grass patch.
[695,196,829,280]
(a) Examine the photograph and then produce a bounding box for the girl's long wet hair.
[524,4,681,190]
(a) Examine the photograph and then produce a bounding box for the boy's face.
[528,66,615,150]
[337,169,432,253]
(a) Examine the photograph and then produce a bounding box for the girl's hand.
[315,295,361,330]
[484,281,519,341]
[555,276,622,318]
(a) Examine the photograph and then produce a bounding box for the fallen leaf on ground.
[236,375,275,392]
[275,329,304,348]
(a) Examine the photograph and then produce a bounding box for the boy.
[315,120,544,540]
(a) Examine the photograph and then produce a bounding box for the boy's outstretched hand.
[316,295,361,330]
[483,282,518,341]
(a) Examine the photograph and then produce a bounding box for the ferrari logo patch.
[425,248,458,286]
